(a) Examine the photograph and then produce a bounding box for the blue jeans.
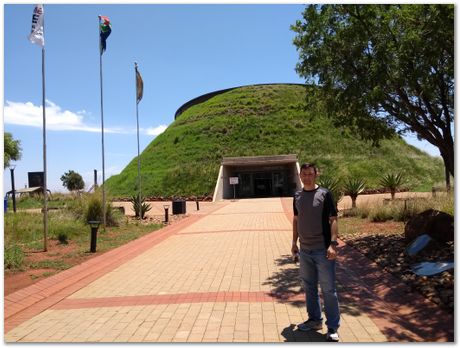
[299,248,340,330]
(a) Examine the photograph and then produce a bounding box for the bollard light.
[163,204,170,224]
[88,220,101,252]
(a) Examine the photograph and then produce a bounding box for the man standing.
[292,163,340,342]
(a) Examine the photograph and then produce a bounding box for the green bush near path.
[5,245,24,270]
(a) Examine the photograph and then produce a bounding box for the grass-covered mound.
[105,84,443,198]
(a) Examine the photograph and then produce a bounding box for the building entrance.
[214,155,301,200]
[239,171,280,198]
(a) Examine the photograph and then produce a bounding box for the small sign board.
[229,177,239,185]
[28,172,44,188]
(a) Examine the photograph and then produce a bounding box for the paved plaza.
[5,198,453,342]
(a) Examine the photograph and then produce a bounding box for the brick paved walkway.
[4,198,453,342]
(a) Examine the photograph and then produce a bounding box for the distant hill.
[105,84,443,198]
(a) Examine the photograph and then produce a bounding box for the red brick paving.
[4,201,228,334]
[280,197,454,342]
[4,197,454,342]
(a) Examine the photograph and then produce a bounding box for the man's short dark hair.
[300,162,318,174]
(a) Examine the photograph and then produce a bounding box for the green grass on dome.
[105,84,444,198]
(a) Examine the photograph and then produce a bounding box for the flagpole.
[28,4,47,251]
[41,11,48,252]
[135,62,141,219]
[99,17,106,229]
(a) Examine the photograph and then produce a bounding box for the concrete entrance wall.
[212,155,302,201]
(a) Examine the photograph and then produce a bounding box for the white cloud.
[144,125,168,136]
[4,100,170,137]
[4,100,123,133]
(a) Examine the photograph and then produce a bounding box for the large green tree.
[4,132,22,168]
[292,4,454,187]
[60,170,85,192]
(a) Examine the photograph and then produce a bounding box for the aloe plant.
[130,194,152,219]
[343,178,366,208]
[379,173,404,200]
[318,176,343,208]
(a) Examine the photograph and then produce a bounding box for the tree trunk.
[445,166,451,192]
[391,190,395,200]
[351,196,357,208]
[440,148,454,191]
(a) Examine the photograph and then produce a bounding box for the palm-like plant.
[343,178,366,208]
[380,173,404,200]
[318,176,343,208]
[130,194,152,219]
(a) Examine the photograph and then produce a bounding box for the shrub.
[5,245,24,270]
[379,173,404,200]
[57,232,69,245]
[66,192,118,227]
[343,177,366,208]
[130,194,152,219]
[368,200,414,222]
[341,208,359,218]
[85,195,103,222]
[66,194,86,220]
[366,193,454,223]
[439,193,454,216]
[104,204,120,227]
[369,204,395,222]
[356,205,371,219]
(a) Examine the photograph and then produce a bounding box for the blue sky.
[3,3,441,193]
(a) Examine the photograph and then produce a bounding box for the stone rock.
[404,209,454,243]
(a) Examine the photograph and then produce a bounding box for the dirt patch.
[5,269,51,295]
[5,239,92,296]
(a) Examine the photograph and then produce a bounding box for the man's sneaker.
[297,319,323,331]
[326,328,339,342]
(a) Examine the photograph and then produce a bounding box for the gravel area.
[341,231,454,314]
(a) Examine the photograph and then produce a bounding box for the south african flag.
[98,15,111,54]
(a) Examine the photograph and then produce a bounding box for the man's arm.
[292,216,299,255]
[330,216,338,242]
[327,216,338,260]
[292,196,299,255]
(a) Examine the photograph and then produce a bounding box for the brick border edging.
[4,202,230,334]
[51,291,276,310]
[279,197,454,342]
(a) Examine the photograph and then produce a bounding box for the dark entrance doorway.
[235,170,291,198]
[254,173,272,197]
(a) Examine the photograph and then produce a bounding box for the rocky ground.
[126,213,188,225]
[341,231,454,314]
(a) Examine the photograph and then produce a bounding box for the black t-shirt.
[293,187,337,249]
